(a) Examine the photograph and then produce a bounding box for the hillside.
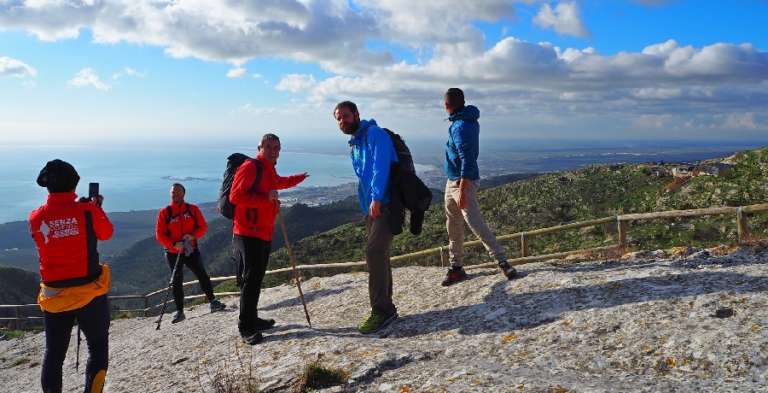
[1,244,766,392]
[108,197,362,294]
[267,147,768,278]
[0,267,38,305]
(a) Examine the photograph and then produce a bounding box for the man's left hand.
[369,200,381,220]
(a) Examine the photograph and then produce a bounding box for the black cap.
[37,159,80,193]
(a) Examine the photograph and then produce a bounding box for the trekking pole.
[278,212,312,328]
[155,251,183,330]
[75,324,81,371]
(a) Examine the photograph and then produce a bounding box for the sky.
[0,0,767,145]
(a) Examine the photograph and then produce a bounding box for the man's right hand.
[173,242,184,252]
[268,190,278,201]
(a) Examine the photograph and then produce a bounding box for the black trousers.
[165,249,215,311]
[233,234,271,336]
[42,294,109,393]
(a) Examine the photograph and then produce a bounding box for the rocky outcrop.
[2,244,767,392]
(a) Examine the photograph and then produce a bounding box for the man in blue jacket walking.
[441,88,518,286]
[334,100,399,333]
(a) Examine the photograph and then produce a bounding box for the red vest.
[29,192,114,287]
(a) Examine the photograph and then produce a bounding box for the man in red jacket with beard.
[229,133,308,345]
[156,183,225,324]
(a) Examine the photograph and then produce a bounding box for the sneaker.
[241,332,263,345]
[441,266,468,286]
[254,317,276,331]
[498,261,517,280]
[171,311,186,324]
[210,299,226,313]
[358,312,398,334]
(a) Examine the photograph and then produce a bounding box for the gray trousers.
[445,179,507,267]
[365,206,397,316]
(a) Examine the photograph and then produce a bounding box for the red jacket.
[29,192,114,287]
[155,202,208,252]
[229,155,304,240]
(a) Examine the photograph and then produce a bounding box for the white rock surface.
[2,244,767,392]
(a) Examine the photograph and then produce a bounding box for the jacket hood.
[350,119,379,142]
[449,105,480,122]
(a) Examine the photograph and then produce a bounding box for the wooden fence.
[3,202,767,329]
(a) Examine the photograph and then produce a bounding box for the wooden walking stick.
[278,211,312,328]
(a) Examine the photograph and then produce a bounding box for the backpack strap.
[165,203,198,236]
[248,159,264,194]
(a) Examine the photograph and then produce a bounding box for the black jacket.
[388,166,432,235]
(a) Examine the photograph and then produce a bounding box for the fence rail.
[3,202,767,328]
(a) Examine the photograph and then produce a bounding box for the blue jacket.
[349,119,398,214]
[445,105,480,180]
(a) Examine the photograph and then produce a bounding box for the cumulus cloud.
[0,0,390,74]
[226,66,247,78]
[68,68,110,91]
[276,73,317,93]
[0,56,37,78]
[534,1,589,37]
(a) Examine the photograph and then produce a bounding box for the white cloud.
[226,66,247,78]
[276,73,317,93]
[252,73,263,79]
[533,1,589,38]
[0,0,390,74]
[0,56,37,78]
[112,67,145,80]
[68,68,110,91]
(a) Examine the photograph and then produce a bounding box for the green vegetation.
[292,360,349,393]
[268,147,768,283]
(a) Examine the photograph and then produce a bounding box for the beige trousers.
[444,179,506,267]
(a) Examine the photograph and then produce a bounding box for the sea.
[1,139,765,224]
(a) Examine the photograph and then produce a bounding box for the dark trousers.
[42,294,109,393]
[366,207,397,316]
[165,249,215,311]
[233,234,271,336]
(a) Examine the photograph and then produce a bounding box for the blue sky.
[0,0,766,144]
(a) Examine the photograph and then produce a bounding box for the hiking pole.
[75,324,81,371]
[155,251,183,330]
[278,212,312,328]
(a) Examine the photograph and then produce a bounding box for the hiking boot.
[241,332,263,345]
[171,311,186,324]
[358,312,398,334]
[498,261,517,280]
[441,266,468,286]
[210,299,226,313]
[254,317,276,331]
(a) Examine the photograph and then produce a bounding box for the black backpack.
[383,128,416,173]
[218,153,263,219]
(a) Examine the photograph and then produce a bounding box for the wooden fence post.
[439,246,448,267]
[143,296,150,317]
[737,207,749,244]
[520,233,529,257]
[14,306,20,331]
[617,216,628,254]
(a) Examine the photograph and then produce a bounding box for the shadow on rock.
[390,270,768,338]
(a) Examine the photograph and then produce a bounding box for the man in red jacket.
[229,133,308,344]
[30,159,113,393]
[156,183,225,324]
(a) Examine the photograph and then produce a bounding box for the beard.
[340,120,359,135]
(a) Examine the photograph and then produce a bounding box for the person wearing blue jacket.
[333,100,399,334]
[441,88,518,286]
